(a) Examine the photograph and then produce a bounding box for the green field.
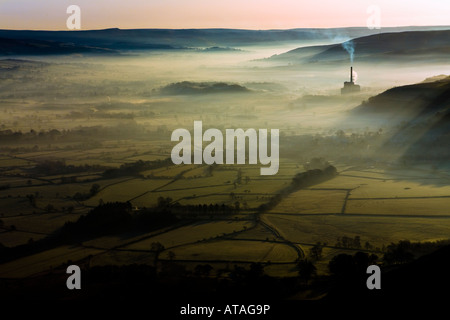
[123,220,254,250]
[0,245,104,278]
[270,189,348,214]
[85,178,172,205]
[163,239,298,263]
[346,198,450,215]
[0,230,47,247]
[263,214,450,248]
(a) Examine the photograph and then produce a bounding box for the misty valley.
[0,27,450,301]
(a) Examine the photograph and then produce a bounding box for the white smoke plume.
[342,40,355,64]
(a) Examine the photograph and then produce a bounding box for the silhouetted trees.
[329,252,379,282]
[151,242,165,269]
[60,202,133,240]
[258,165,337,212]
[335,236,364,249]
[194,264,213,277]
[303,157,330,171]
[90,183,100,195]
[249,262,264,279]
[309,242,323,261]
[103,158,172,178]
[35,159,107,176]
[297,259,317,285]
[0,183,10,190]
[156,196,238,216]
[291,165,337,189]
[73,183,102,201]
[167,251,175,261]
[26,194,36,207]
[384,240,415,265]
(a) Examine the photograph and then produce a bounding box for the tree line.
[257,165,337,212]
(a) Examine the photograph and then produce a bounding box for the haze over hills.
[2,22,450,304]
[0,37,120,56]
[352,76,450,118]
[0,26,449,56]
[350,76,450,164]
[270,29,450,64]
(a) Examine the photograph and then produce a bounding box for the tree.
[90,183,100,196]
[168,251,175,261]
[249,262,264,278]
[237,168,242,184]
[151,242,165,269]
[297,259,317,285]
[329,252,375,283]
[194,264,213,277]
[309,242,323,260]
[329,254,355,279]
[157,197,172,208]
[26,194,36,207]
[384,240,414,265]
[353,236,361,249]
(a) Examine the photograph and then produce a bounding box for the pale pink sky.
[0,0,449,30]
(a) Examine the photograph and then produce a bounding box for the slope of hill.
[351,77,450,163]
[324,244,450,304]
[352,76,450,117]
[269,29,450,64]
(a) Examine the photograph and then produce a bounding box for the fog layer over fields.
[1,28,450,300]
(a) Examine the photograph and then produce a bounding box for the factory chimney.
[341,66,360,94]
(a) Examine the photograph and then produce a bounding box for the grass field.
[2,146,450,280]
[311,175,373,189]
[143,164,196,178]
[89,250,155,267]
[0,197,40,217]
[162,239,298,263]
[264,214,450,248]
[347,177,450,198]
[346,198,450,215]
[228,224,274,241]
[85,178,172,205]
[0,230,47,247]
[1,212,82,234]
[123,220,254,250]
[0,245,104,278]
[270,189,348,214]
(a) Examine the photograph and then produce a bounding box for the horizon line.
[1,25,450,32]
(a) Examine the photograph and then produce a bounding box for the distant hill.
[159,81,250,95]
[0,26,449,56]
[269,29,450,64]
[0,37,119,56]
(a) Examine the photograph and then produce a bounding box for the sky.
[0,0,449,30]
